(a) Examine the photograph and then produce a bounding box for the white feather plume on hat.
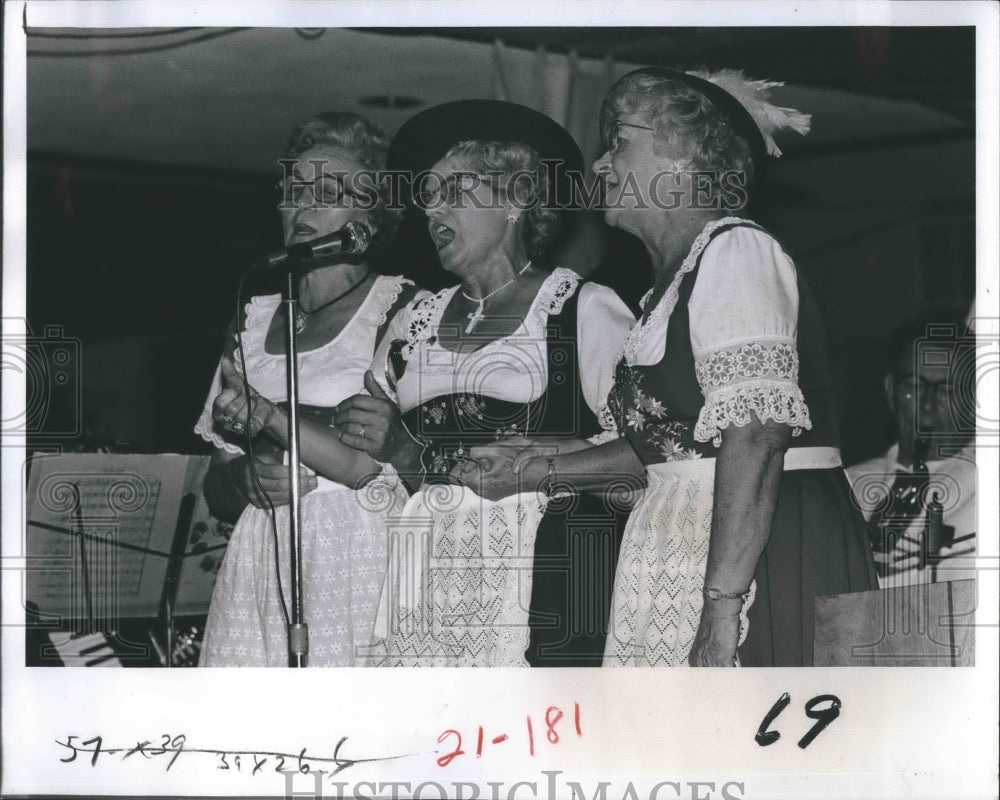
[688,68,811,157]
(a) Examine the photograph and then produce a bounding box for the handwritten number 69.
[755,693,841,749]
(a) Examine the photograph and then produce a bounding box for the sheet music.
[25,455,191,620]
[33,472,160,593]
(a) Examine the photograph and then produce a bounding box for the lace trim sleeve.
[693,339,812,446]
[194,413,244,455]
[240,294,280,349]
[193,361,244,455]
[400,288,452,361]
[536,267,580,316]
[373,276,411,326]
[586,402,622,445]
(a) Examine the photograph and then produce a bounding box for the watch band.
[703,586,751,602]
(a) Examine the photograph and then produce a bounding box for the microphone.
[258,220,373,269]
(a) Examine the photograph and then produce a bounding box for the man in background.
[846,310,976,587]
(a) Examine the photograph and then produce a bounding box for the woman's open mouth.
[429,223,455,250]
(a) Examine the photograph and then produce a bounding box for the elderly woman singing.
[195,113,420,666]
[334,100,635,667]
[469,68,878,667]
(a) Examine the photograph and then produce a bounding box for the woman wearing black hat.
[334,100,635,667]
[472,69,878,667]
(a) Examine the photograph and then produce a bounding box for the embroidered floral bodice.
[394,269,591,477]
[605,218,838,465]
[370,268,634,474]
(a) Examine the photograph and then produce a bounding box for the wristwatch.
[703,587,750,602]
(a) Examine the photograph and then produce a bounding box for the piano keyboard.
[46,631,124,667]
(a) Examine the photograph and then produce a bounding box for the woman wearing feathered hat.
[333,100,635,666]
[469,68,878,667]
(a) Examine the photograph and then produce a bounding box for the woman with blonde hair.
[196,112,421,666]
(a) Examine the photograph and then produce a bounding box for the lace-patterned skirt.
[605,461,877,667]
[371,484,549,667]
[604,460,724,667]
[199,477,405,667]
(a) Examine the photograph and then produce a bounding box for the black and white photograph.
[3,2,998,799]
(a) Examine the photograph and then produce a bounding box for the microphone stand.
[259,221,370,667]
[283,261,308,668]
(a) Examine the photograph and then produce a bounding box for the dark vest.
[399,282,624,666]
[608,221,840,465]
[400,284,602,477]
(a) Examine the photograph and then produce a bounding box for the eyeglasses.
[608,121,654,155]
[894,374,960,402]
[274,173,357,208]
[416,172,503,209]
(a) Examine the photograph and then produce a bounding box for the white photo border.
[3,3,998,799]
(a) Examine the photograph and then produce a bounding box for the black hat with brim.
[387,99,585,205]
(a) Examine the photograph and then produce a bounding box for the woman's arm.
[688,418,791,666]
[261,407,384,488]
[523,437,645,494]
[333,371,429,491]
[459,437,645,501]
[455,281,640,500]
[202,449,251,524]
[202,447,320,523]
[684,225,809,666]
[213,356,382,489]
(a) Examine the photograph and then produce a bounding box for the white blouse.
[195,274,412,456]
[618,218,812,447]
[372,267,635,422]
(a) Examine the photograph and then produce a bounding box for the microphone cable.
[227,256,377,635]
[231,271,291,630]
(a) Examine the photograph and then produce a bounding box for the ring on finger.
[358,425,366,438]
[220,414,234,425]
[231,421,246,434]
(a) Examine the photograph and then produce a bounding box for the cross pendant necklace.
[464,304,486,334]
[462,261,532,334]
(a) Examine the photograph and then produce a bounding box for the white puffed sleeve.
[577,282,636,418]
[193,295,274,456]
[368,290,432,401]
[687,225,812,446]
[193,358,245,455]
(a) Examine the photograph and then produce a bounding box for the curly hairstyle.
[283,112,401,252]
[441,140,562,262]
[599,71,756,205]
